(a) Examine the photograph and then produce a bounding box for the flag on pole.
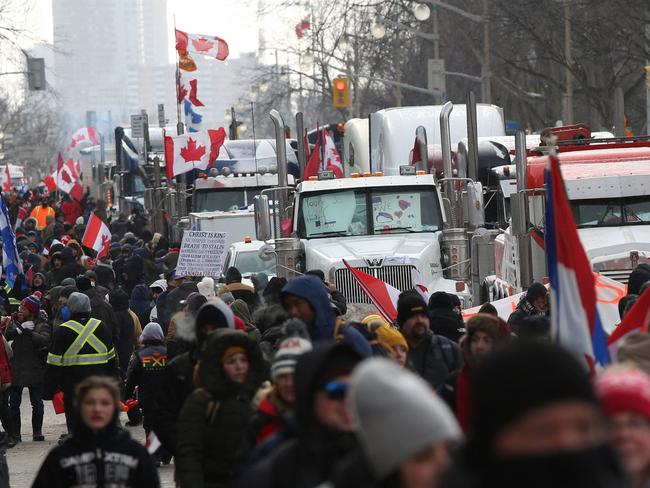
[81,214,112,259]
[343,259,401,323]
[164,128,226,179]
[66,127,99,152]
[303,131,322,179]
[411,269,431,302]
[545,154,609,372]
[0,195,22,289]
[178,74,204,107]
[323,130,343,178]
[607,287,650,361]
[183,100,203,133]
[175,29,229,61]
[2,165,10,193]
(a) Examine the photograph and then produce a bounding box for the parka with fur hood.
[176,329,265,488]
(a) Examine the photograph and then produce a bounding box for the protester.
[108,288,142,377]
[4,295,51,445]
[598,366,650,488]
[396,291,460,389]
[224,267,259,311]
[507,281,547,327]
[33,376,160,487]
[176,329,265,487]
[442,341,627,487]
[428,292,465,342]
[239,342,363,488]
[327,358,463,488]
[305,269,347,316]
[362,314,408,367]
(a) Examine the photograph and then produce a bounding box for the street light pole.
[482,0,491,104]
[563,1,573,124]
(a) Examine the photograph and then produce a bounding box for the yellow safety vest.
[47,318,116,367]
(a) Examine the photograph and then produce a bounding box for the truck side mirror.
[254,194,271,242]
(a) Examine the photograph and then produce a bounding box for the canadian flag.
[607,287,650,361]
[164,128,226,179]
[2,165,10,193]
[43,158,83,201]
[82,214,112,259]
[177,73,204,106]
[175,29,229,61]
[323,130,343,178]
[343,259,401,323]
[66,127,100,152]
[303,131,322,179]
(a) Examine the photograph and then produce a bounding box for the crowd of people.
[0,191,646,487]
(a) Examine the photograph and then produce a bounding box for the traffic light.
[27,57,45,91]
[332,76,350,108]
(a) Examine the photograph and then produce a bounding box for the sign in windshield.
[298,186,442,238]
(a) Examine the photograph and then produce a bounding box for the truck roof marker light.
[351,172,360,178]
[363,171,371,177]
[244,236,252,243]
[455,281,465,292]
[308,176,318,181]
[416,170,426,176]
[374,171,383,177]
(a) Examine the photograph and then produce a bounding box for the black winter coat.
[408,330,461,389]
[176,329,265,488]
[5,317,51,387]
[125,343,167,412]
[33,416,159,487]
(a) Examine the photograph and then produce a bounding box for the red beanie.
[597,367,650,421]
[233,316,246,331]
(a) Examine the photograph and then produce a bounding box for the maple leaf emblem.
[192,37,214,53]
[60,170,72,184]
[99,234,111,258]
[180,138,206,163]
[177,81,188,103]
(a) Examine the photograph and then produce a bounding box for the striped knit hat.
[271,336,313,380]
[21,295,40,315]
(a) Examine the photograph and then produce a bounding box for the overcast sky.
[25,0,260,60]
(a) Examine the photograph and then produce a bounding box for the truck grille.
[598,269,632,284]
[335,265,416,303]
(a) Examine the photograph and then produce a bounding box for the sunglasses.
[324,380,348,400]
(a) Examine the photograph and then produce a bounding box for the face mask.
[60,306,71,321]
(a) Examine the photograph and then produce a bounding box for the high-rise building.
[52,0,170,131]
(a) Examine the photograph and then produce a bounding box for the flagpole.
[173,15,183,137]
[251,101,259,177]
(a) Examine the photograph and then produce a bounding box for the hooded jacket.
[5,314,51,387]
[129,283,153,326]
[176,329,265,488]
[238,343,362,488]
[32,399,159,488]
[281,275,336,343]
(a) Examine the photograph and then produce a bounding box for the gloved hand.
[21,321,35,331]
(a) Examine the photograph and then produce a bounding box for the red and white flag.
[303,131,322,179]
[82,214,112,259]
[343,259,401,323]
[323,130,343,178]
[14,206,28,230]
[177,73,204,107]
[175,29,229,61]
[607,287,650,361]
[411,269,431,302]
[43,158,83,201]
[66,127,99,152]
[164,128,226,179]
[146,431,162,454]
[2,165,11,193]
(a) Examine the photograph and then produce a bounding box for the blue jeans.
[8,386,44,437]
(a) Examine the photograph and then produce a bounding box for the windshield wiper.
[310,230,349,237]
[377,226,416,233]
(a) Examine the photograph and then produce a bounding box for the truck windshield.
[235,251,277,277]
[298,186,443,238]
[572,196,650,227]
[194,189,261,212]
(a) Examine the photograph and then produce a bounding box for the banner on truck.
[176,230,229,277]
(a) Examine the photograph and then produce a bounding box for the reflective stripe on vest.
[47,318,115,367]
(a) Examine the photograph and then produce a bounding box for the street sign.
[158,104,165,128]
[428,58,446,96]
[130,114,144,138]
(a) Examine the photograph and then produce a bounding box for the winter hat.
[195,299,235,331]
[428,291,456,310]
[21,295,40,315]
[525,282,547,303]
[67,292,92,314]
[271,336,313,379]
[75,275,93,292]
[396,291,428,326]
[149,279,167,292]
[363,315,408,352]
[305,269,325,281]
[197,277,216,297]
[182,292,207,316]
[60,285,78,299]
[350,358,462,479]
[468,341,598,466]
[222,346,246,363]
[61,277,76,287]
[225,267,242,284]
[597,366,650,421]
[140,322,164,344]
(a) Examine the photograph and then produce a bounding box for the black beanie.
[467,341,598,466]
[397,291,428,326]
[75,275,92,292]
[525,282,547,303]
[225,266,242,284]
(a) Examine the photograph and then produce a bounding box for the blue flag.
[0,195,22,289]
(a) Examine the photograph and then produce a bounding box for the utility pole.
[563,1,574,124]
[482,0,491,104]
[432,5,441,104]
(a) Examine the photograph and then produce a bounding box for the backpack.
[431,334,460,373]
